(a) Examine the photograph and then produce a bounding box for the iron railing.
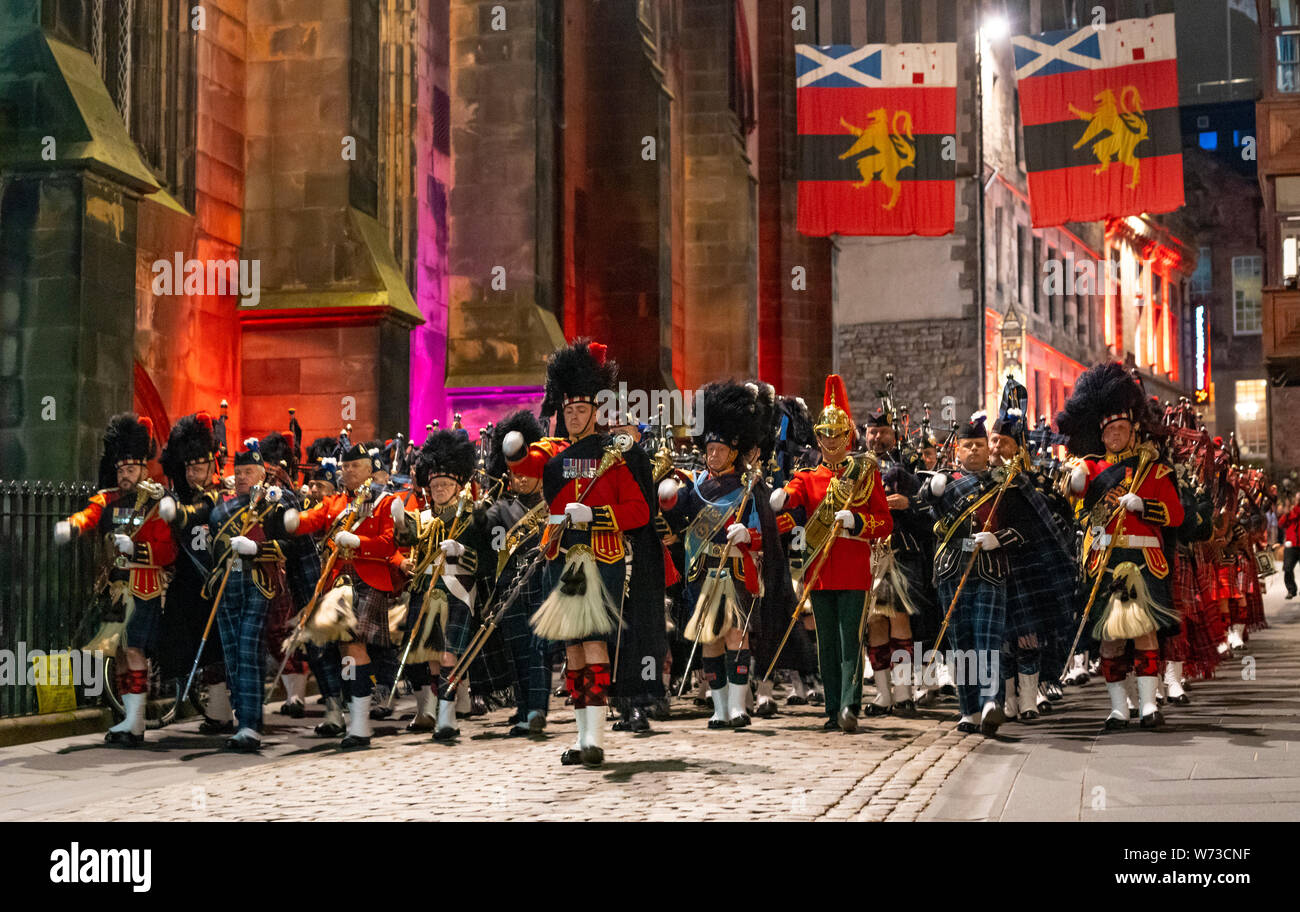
[0,480,100,718]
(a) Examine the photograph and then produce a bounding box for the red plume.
[196,411,213,431]
[284,431,296,448]
[588,341,607,366]
[140,416,154,436]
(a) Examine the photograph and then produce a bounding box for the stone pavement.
[1,585,1295,822]
[922,584,1300,822]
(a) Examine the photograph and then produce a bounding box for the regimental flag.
[1013,14,1183,228]
[796,43,957,237]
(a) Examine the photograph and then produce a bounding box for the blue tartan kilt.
[1005,556,1074,645]
[124,595,163,655]
[351,581,395,648]
[445,598,475,655]
[937,575,1006,657]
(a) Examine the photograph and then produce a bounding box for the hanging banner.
[796,43,957,237]
[1013,14,1184,228]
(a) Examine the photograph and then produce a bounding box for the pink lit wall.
[410,0,452,436]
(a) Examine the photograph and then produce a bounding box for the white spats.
[436,698,458,733]
[1165,661,1186,700]
[111,692,148,737]
[1136,675,1159,719]
[282,673,307,708]
[206,683,234,722]
[1003,679,1019,719]
[709,685,729,724]
[583,706,605,750]
[1018,672,1039,716]
[871,669,893,710]
[347,695,373,739]
[1106,680,1129,721]
[727,682,749,722]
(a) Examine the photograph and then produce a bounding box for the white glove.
[564,502,594,524]
[973,531,1000,551]
[334,530,361,550]
[1120,492,1144,514]
[54,521,72,545]
[1070,466,1088,494]
[658,478,679,508]
[929,473,948,497]
[390,497,407,523]
[833,509,857,532]
[223,475,235,489]
[440,539,465,559]
[265,486,283,503]
[283,508,300,534]
[726,523,751,546]
[158,496,177,523]
[230,535,258,557]
[114,533,135,556]
[769,488,788,511]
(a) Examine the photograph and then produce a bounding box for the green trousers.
[810,589,869,718]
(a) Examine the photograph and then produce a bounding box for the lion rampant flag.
[1013,14,1183,228]
[796,43,956,237]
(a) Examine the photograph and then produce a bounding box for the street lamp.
[982,14,1010,41]
[1001,300,1025,382]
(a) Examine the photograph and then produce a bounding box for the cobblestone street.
[1,587,1294,822]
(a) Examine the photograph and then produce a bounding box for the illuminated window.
[1234,379,1268,456]
[1233,256,1263,334]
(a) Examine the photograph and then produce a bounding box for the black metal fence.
[0,480,100,718]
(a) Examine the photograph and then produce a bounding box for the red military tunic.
[1079,450,1185,581]
[781,460,892,591]
[541,438,650,563]
[68,489,176,599]
[295,489,402,591]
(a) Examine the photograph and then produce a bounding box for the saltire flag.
[796,43,956,237]
[1013,14,1183,228]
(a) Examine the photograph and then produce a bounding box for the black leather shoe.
[956,721,980,734]
[580,745,604,768]
[433,726,460,742]
[707,718,730,730]
[822,719,839,731]
[508,723,532,737]
[754,700,778,718]
[1129,707,1139,719]
[1140,710,1165,729]
[339,734,371,749]
[199,717,236,735]
[838,708,858,733]
[627,706,650,732]
[1019,707,1039,721]
[315,720,345,737]
[865,703,892,717]
[470,695,489,717]
[405,714,436,733]
[104,729,143,746]
[808,692,825,706]
[730,713,752,729]
[785,694,808,706]
[1103,716,1128,731]
[369,704,394,721]
[1168,693,1190,706]
[560,748,582,765]
[891,699,917,717]
[225,733,262,752]
[280,700,305,719]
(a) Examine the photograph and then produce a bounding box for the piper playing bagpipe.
[529,339,650,769]
[1055,363,1184,731]
[202,439,295,751]
[659,380,766,731]
[54,413,175,747]
[284,442,402,749]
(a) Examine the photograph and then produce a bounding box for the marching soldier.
[286,442,402,749]
[659,381,766,730]
[204,440,295,751]
[55,413,176,746]
[156,412,232,733]
[923,412,1058,736]
[481,411,568,735]
[770,375,893,732]
[1056,363,1185,730]
[861,406,934,717]
[529,339,651,768]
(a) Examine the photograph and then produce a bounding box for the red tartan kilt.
[1245,583,1268,632]
[1214,565,1242,602]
